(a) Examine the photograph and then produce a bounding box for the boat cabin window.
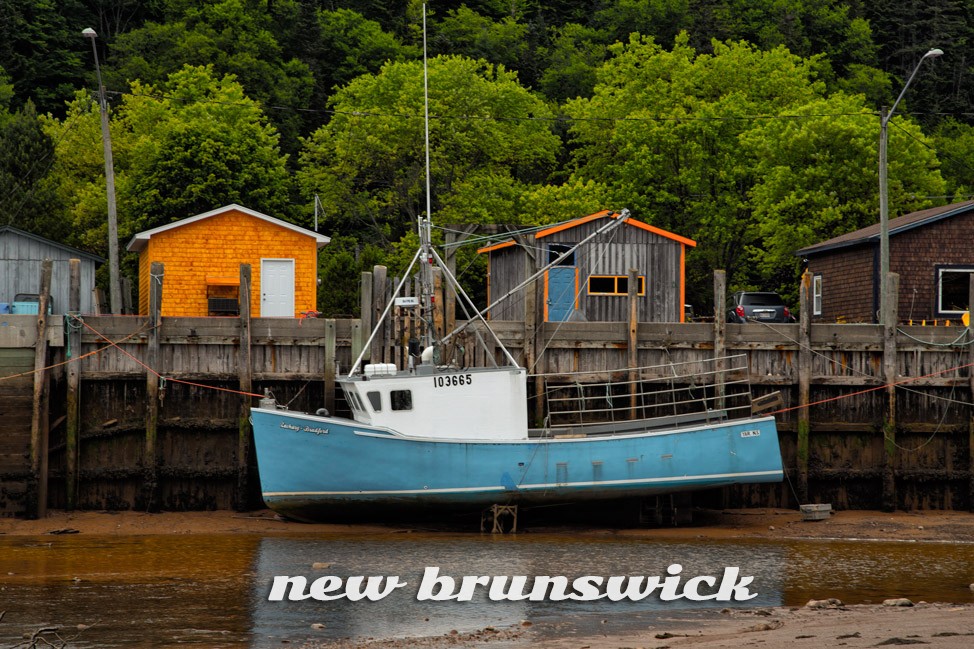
[347,391,364,412]
[390,390,412,411]
[366,391,382,411]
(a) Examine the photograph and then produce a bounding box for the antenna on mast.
[313,194,322,232]
[418,3,437,357]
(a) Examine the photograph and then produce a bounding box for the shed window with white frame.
[812,274,822,316]
[936,266,974,316]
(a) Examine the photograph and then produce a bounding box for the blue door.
[546,267,576,322]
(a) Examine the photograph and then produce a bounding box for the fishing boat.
[251,351,783,521]
[249,6,783,523]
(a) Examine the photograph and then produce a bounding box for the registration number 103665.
[433,374,473,388]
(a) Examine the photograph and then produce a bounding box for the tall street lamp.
[82,27,122,315]
[878,47,943,324]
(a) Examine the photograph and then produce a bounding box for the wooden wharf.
[2,264,973,517]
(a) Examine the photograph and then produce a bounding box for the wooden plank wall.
[43,315,361,512]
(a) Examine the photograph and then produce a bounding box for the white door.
[261,259,295,317]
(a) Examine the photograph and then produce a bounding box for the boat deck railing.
[535,354,754,429]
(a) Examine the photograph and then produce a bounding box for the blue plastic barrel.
[0,303,9,314]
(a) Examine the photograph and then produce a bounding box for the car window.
[742,294,783,306]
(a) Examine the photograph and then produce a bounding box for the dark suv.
[727,291,795,323]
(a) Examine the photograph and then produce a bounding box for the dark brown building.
[797,200,974,323]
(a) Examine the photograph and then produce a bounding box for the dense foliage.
[2,0,972,313]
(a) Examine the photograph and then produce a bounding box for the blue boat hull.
[250,408,784,521]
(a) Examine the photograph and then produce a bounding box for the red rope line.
[74,316,265,399]
[767,359,974,416]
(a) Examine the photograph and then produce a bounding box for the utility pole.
[82,27,122,314]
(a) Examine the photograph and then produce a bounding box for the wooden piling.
[65,259,81,510]
[360,271,372,359]
[324,318,336,414]
[28,259,52,519]
[628,268,639,417]
[432,267,445,343]
[969,275,974,512]
[797,270,812,504]
[236,264,252,511]
[713,270,726,409]
[371,265,387,364]
[143,261,163,512]
[522,253,541,426]
[882,272,899,512]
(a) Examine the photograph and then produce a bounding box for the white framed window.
[936,266,974,316]
[812,274,822,316]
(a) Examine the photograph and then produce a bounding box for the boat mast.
[418,3,437,360]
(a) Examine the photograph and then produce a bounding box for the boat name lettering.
[740,430,761,438]
[278,422,329,435]
[433,374,473,388]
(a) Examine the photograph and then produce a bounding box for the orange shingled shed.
[126,204,330,317]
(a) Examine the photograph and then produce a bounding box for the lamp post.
[878,47,943,323]
[82,27,122,315]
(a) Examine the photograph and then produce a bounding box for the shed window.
[588,275,645,296]
[548,243,575,266]
[391,390,412,411]
[812,275,822,316]
[206,276,240,316]
[366,391,382,412]
[936,266,974,316]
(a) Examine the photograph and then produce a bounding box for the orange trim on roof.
[535,210,697,248]
[679,246,686,323]
[625,219,697,247]
[534,210,613,239]
[476,239,517,254]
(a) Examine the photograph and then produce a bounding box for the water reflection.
[0,533,971,648]
[250,534,785,644]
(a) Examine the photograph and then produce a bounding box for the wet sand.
[294,603,974,649]
[2,507,974,542]
[4,508,974,648]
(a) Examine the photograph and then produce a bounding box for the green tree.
[563,33,946,303]
[432,6,531,75]
[864,0,968,123]
[107,0,314,153]
[45,65,292,259]
[0,0,94,115]
[931,118,974,202]
[297,55,561,244]
[316,234,387,317]
[744,94,944,299]
[0,70,64,239]
[536,23,607,102]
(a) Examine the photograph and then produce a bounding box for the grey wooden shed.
[0,226,103,314]
[478,210,696,323]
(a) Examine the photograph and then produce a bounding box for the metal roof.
[0,225,105,263]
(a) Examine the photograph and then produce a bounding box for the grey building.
[478,210,696,323]
[0,226,103,314]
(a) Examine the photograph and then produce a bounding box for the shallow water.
[0,532,972,647]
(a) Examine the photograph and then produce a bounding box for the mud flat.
[2,508,974,542]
